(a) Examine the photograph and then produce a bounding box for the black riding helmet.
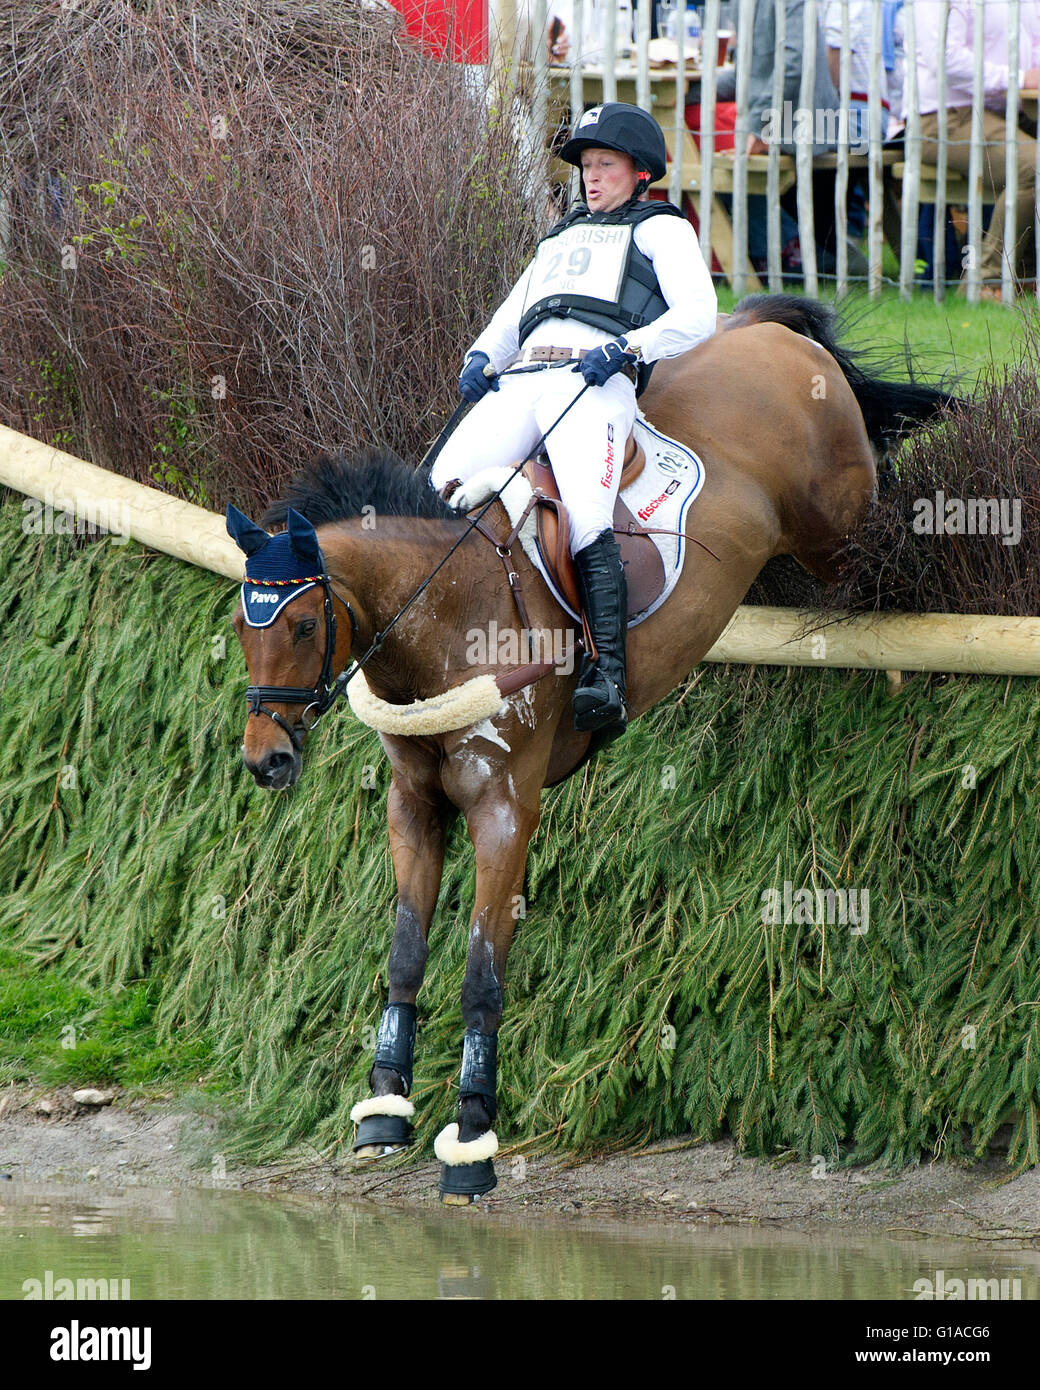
[559,102,668,192]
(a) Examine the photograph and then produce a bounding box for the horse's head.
[227,504,357,790]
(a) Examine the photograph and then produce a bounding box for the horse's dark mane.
[261,448,458,529]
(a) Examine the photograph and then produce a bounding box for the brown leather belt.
[514,344,638,385]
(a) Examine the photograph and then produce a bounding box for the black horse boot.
[572,528,628,736]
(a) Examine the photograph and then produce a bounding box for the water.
[1,1183,1036,1301]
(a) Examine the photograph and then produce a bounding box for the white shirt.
[823,0,878,100]
[910,0,1040,118]
[468,210,718,371]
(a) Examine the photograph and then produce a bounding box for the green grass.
[0,944,220,1093]
[716,283,1038,384]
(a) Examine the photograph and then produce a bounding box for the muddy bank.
[2,1086,1038,1243]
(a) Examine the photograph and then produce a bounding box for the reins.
[330,370,594,686]
[245,368,594,741]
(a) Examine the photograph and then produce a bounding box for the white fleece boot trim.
[348,669,505,736]
[350,1094,416,1123]
[434,1122,499,1165]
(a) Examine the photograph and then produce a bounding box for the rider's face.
[581,148,641,212]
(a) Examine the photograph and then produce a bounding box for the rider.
[429,102,717,736]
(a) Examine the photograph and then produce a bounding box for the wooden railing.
[3,422,1039,677]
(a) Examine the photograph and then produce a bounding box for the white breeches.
[428,365,636,554]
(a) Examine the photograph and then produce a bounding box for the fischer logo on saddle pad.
[449,415,707,631]
[537,411,707,626]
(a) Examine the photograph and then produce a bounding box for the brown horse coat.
[232,300,949,1189]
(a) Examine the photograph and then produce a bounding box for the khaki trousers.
[920,106,1038,284]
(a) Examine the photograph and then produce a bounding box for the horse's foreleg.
[436,791,538,1202]
[351,771,453,1159]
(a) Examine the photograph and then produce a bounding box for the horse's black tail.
[730,292,960,451]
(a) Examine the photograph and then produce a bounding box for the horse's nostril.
[259,750,294,782]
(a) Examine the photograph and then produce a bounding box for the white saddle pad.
[448,407,706,628]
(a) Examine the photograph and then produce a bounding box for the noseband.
[244,572,359,752]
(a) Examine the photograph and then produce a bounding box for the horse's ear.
[286,508,322,568]
[226,505,270,556]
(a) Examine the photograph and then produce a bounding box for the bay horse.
[228,295,952,1203]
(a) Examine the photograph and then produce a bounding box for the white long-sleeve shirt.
[910,0,1040,118]
[823,0,878,100]
[468,209,718,371]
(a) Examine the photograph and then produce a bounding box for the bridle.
[243,568,359,753]
[240,374,597,753]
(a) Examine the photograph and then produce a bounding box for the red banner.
[388,0,489,63]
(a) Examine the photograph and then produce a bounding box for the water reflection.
[0,1183,1036,1301]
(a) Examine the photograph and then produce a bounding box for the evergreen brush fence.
[4,496,1038,1168]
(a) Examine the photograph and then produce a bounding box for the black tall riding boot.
[572,528,628,736]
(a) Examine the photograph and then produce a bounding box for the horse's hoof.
[354,1143,407,1162]
[352,1111,413,1156]
[438,1158,497,1201]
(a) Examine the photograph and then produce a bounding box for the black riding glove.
[459,351,499,403]
[573,337,637,387]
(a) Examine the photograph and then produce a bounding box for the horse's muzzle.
[243,745,301,790]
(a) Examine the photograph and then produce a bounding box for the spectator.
[745,0,841,157]
[510,0,615,65]
[823,0,889,146]
[914,1,1040,297]
[883,0,905,138]
[508,0,573,62]
[745,0,867,277]
[686,60,802,275]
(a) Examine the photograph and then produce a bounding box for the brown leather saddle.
[519,431,666,621]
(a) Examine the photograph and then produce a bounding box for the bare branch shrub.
[820,337,1040,618]
[0,0,545,511]
[747,327,1039,619]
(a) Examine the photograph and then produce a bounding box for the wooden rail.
[3,422,1038,677]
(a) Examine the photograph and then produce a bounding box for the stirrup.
[573,671,628,733]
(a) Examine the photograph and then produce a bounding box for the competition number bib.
[522,223,632,312]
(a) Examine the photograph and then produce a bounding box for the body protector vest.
[517,198,685,394]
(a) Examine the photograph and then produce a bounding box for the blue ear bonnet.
[226,505,326,628]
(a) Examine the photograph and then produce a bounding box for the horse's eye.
[295,619,317,641]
